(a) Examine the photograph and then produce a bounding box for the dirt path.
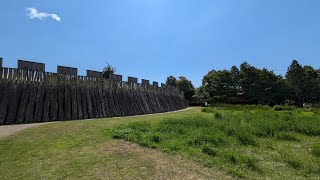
[96,140,233,179]
[0,107,194,139]
[0,123,48,139]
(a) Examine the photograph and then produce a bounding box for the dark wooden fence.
[0,64,188,125]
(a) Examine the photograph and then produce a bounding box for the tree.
[301,65,320,103]
[202,62,288,105]
[176,76,195,102]
[166,75,195,102]
[202,69,239,103]
[102,63,116,79]
[285,60,304,105]
[193,86,210,104]
[285,61,320,105]
[166,76,177,87]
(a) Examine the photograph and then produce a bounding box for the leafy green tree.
[165,75,177,87]
[176,76,195,102]
[302,65,320,103]
[103,63,116,79]
[193,86,210,104]
[285,60,304,106]
[202,61,289,105]
[284,60,320,106]
[202,68,240,102]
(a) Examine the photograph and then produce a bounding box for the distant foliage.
[102,63,116,79]
[166,75,195,102]
[201,60,320,106]
[273,105,296,111]
[165,76,177,87]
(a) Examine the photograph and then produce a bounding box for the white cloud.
[26,7,61,22]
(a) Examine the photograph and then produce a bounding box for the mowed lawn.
[0,108,231,180]
[1,106,320,179]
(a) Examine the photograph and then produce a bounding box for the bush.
[274,105,295,111]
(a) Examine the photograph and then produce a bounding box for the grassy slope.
[112,105,320,179]
[0,108,231,180]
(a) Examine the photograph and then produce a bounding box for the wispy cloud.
[26,7,61,22]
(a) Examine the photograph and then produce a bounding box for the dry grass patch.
[94,140,233,180]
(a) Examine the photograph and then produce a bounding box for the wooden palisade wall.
[0,60,188,125]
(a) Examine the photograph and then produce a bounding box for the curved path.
[0,107,194,139]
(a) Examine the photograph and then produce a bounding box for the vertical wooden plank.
[25,84,38,123]
[49,86,58,121]
[105,90,115,117]
[98,88,107,118]
[76,87,83,119]
[112,89,122,117]
[0,68,3,79]
[42,86,51,122]
[0,82,13,124]
[3,68,8,79]
[86,88,93,119]
[33,85,45,122]
[81,87,88,119]
[15,83,31,123]
[6,83,23,124]
[102,88,111,117]
[90,88,97,118]
[64,86,72,120]
[58,86,65,121]
[92,89,99,118]
[71,86,78,120]
[0,80,5,104]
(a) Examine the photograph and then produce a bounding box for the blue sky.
[0,0,319,87]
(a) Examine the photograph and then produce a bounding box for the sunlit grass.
[112,105,320,179]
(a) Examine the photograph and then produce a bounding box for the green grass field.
[0,108,231,180]
[1,105,320,179]
[113,105,320,179]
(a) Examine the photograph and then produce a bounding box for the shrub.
[274,105,295,111]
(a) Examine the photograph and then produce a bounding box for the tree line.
[166,60,320,107]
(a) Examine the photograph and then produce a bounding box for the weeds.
[312,145,320,158]
[111,105,320,179]
[202,145,218,157]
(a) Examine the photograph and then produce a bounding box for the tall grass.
[112,105,320,179]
